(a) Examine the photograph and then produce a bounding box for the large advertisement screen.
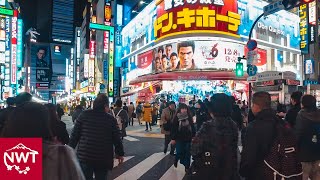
[30,43,52,89]
[151,40,246,73]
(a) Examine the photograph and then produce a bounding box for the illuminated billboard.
[154,0,240,41]
[10,10,17,85]
[150,40,246,73]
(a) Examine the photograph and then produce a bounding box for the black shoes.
[174,159,178,168]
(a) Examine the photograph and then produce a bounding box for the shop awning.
[129,71,248,85]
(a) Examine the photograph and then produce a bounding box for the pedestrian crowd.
[0,90,319,180]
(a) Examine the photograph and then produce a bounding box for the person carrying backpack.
[170,103,196,172]
[113,99,129,139]
[161,101,176,155]
[188,93,239,180]
[240,91,302,180]
[295,95,320,180]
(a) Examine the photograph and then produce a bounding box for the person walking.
[295,95,320,180]
[285,91,303,128]
[170,103,196,172]
[0,97,15,134]
[57,104,65,120]
[189,93,239,179]
[152,103,159,126]
[128,102,135,126]
[113,99,129,139]
[240,91,301,180]
[2,102,85,180]
[161,101,176,155]
[231,96,244,131]
[45,104,69,145]
[143,101,153,131]
[69,94,124,180]
[136,102,143,125]
[72,105,83,124]
[123,102,129,112]
[195,100,210,131]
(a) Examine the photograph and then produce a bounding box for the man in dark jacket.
[69,94,124,180]
[284,91,302,128]
[0,97,15,134]
[240,91,278,180]
[295,95,320,179]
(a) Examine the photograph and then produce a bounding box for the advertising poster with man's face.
[31,43,52,89]
[152,40,249,73]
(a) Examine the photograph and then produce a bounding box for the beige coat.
[160,107,175,135]
[43,142,85,180]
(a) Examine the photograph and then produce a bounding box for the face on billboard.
[178,42,194,70]
[165,45,172,57]
[170,53,178,70]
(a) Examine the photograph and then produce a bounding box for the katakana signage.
[299,4,308,54]
[154,0,240,41]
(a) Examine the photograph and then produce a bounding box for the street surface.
[62,115,243,180]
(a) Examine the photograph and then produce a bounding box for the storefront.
[120,0,302,104]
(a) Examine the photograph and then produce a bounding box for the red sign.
[104,31,109,53]
[0,138,42,180]
[137,50,153,69]
[154,0,240,40]
[89,40,95,59]
[244,46,267,66]
[11,10,18,85]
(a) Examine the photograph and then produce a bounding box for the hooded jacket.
[285,104,301,128]
[295,108,320,162]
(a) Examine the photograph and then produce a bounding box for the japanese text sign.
[299,4,308,54]
[154,0,240,41]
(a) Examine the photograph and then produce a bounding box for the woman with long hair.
[170,103,196,172]
[45,104,70,145]
[2,102,84,180]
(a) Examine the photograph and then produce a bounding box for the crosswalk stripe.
[159,164,186,180]
[114,152,166,180]
[123,136,140,141]
[113,156,134,168]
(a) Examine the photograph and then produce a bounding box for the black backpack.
[302,121,320,154]
[187,119,239,180]
[263,120,302,180]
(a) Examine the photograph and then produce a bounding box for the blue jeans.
[80,162,110,180]
[175,141,191,168]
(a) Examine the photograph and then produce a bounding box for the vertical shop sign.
[299,4,308,54]
[304,59,314,74]
[104,3,111,25]
[17,19,23,67]
[108,28,114,97]
[103,60,108,80]
[88,58,95,92]
[89,40,95,59]
[103,31,109,53]
[84,54,89,78]
[308,1,315,44]
[5,16,10,88]
[10,10,18,85]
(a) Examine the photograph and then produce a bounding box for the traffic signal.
[235,61,244,77]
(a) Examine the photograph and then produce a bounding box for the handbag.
[132,112,136,118]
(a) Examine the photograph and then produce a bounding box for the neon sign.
[154,0,240,41]
[17,19,23,67]
[11,11,17,85]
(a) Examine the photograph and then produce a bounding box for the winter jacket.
[114,107,129,137]
[171,112,196,142]
[285,104,301,128]
[142,103,152,122]
[191,117,239,179]
[69,109,124,170]
[195,109,210,130]
[57,107,64,119]
[295,108,320,162]
[240,109,278,180]
[43,142,85,180]
[160,107,176,135]
[128,105,135,118]
[231,105,243,130]
[0,106,15,135]
[72,109,82,123]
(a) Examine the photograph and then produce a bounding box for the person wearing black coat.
[69,94,124,180]
[284,91,302,128]
[0,97,15,135]
[240,92,278,180]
